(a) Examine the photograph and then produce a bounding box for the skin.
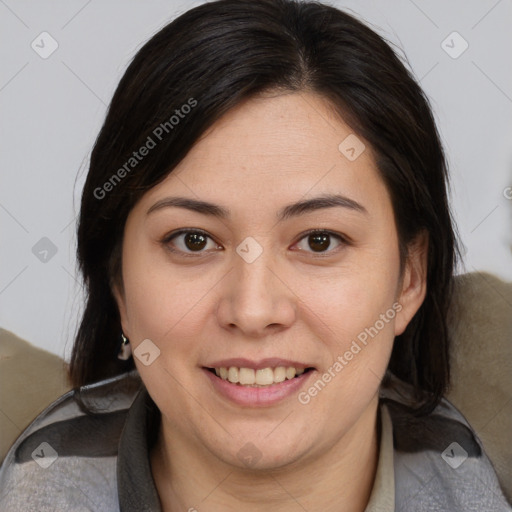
[114,91,428,512]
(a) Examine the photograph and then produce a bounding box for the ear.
[111,279,130,338]
[394,231,429,336]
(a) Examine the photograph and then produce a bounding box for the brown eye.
[294,230,346,254]
[164,229,220,255]
[308,233,331,252]
[184,232,208,251]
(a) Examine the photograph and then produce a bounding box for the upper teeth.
[214,366,305,386]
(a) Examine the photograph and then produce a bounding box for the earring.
[118,333,132,360]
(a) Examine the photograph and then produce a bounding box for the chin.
[209,430,313,472]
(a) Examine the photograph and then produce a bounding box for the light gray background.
[1,0,511,359]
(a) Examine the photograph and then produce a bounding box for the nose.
[216,246,297,338]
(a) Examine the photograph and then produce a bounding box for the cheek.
[305,279,397,370]
[121,252,213,397]
[120,244,209,343]
[294,248,401,391]
[302,256,400,338]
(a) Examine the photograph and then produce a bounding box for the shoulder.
[381,376,512,511]
[0,370,142,512]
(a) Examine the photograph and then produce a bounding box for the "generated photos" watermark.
[94,97,197,200]
[298,302,402,405]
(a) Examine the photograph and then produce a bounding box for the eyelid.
[161,228,221,257]
[161,228,212,244]
[291,228,351,256]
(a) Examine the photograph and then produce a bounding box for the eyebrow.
[146,193,367,221]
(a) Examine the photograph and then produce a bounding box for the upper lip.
[204,358,315,370]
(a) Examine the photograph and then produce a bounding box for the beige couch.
[0,329,71,461]
[0,271,511,501]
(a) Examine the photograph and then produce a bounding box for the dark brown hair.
[69,0,460,414]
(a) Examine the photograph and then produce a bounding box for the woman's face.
[115,91,426,470]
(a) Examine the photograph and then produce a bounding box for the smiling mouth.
[205,366,316,387]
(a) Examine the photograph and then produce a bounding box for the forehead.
[178,91,364,174]
[137,92,392,220]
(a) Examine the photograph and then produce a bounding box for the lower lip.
[203,368,315,407]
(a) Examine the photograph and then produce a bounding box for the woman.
[0,0,510,510]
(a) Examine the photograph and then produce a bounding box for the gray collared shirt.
[0,370,510,511]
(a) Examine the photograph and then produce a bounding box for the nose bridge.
[218,236,295,335]
[234,240,277,306]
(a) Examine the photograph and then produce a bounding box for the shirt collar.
[364,403,395,511]
[117,385,162,512]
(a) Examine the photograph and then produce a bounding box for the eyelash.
[161,228,350,258]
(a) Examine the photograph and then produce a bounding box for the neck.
[151,396,380,512]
